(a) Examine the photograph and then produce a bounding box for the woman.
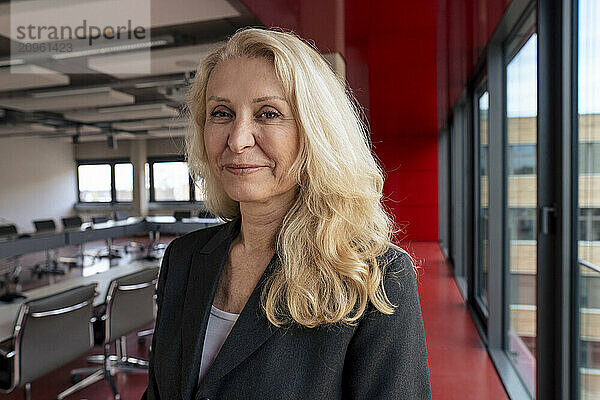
[143,28,431,400]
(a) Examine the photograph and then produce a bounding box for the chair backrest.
[114,211,129,221]
[0,224,18,238]
[13,284,96,387]
[173,210,191,221]
[91,216,109,224]
[105,267,159,343]
[61,216,83,229]
[33,219,56,233]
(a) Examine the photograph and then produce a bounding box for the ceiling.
[0,0,261,142]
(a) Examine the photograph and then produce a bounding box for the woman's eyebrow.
[253,95,286,103]
[207,95,230,103]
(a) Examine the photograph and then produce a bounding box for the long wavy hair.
[185,27,400,327]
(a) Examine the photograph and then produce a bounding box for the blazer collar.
[180,216,279,400]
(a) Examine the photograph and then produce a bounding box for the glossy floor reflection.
[406,242,508,399]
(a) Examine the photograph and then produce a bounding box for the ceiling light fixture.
[52,38,171,60]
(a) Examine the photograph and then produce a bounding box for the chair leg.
[23,383,31,400]
[57,369,103,400]
[117,335,149,370]
[104,343,121,400]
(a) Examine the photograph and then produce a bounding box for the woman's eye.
[258,110,281,120]
[211,110,231,118]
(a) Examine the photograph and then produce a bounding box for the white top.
[198,305,240,383]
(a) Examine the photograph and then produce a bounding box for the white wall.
[0,137,77,232]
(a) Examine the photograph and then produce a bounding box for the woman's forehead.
[206,57,286,99]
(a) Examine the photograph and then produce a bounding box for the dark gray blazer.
[142,217,431,400]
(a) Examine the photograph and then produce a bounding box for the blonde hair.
[186,28,399,327]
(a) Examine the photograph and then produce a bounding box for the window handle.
[540,205,556,235]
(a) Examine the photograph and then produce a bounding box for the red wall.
[241,0,440,242]
[437,0,513,127]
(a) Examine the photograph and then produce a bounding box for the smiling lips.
[223,163,268,176]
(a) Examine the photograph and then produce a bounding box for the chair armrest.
[0,344,14,359]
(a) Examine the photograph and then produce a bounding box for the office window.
[476,89,490,312]
[78,164,111,202]
[115,163,133,202]
[578,0,600,397]
[579,142,600,174]
[152,161,191,201]
[77,161,134,203]
[145,162,150,201]
[508,208,536,240]
[506,31,537,397]
[509,144,536,175]
[579,208,600,242]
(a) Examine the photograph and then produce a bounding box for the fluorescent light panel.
[0,88,134,112]
[0,123,56,135]
[87,42,220,78]
[147,128,186,138]
[0,65,69,92]
[112,117,187,131]
[63,103,178,122]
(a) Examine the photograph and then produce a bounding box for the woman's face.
[204,56,300,205]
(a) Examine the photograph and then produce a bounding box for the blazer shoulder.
[376,244,421,305]
[165,220,229,255]
[379,244,416,277]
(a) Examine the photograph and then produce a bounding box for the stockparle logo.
[15,20,147,46]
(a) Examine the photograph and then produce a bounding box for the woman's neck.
[237,190,296,254]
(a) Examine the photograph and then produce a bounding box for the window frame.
[473,79,491,324]
[76,158,132,205]
[147,156,202,204]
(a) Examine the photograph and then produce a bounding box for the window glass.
[509,145,536,175]
[477,90,490,311]
[78,164,111,202]
[114,163,133,202]
[578,0,600,397]
[579,142,600,174]
[153,161,190,201]
[506,32,537,397]
[145,162,150,201]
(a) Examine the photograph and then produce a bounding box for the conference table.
[0,215,223,343]
[0,216,222,259]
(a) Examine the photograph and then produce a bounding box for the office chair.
[60,216,87,268]
[0,224,25,303]
[173,210,191,221]
[62,216,83,230]
[70,267,160,400]
[0,284,98,400]
[91,216,109,224]
[31,219,65,277]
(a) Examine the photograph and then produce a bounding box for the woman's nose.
[227,116,255,153]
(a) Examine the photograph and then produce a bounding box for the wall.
[366,0,439,242]
[437,0,513,128]
[0,136,77,232]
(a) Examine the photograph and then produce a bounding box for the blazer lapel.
[180,218,240,400]
[199,252,279,386]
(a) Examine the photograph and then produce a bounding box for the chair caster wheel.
[71,374,83,384]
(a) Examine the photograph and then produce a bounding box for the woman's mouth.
[224,164,267,176]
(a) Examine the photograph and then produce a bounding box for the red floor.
[1,241,508,399]
[405,241,508,399]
